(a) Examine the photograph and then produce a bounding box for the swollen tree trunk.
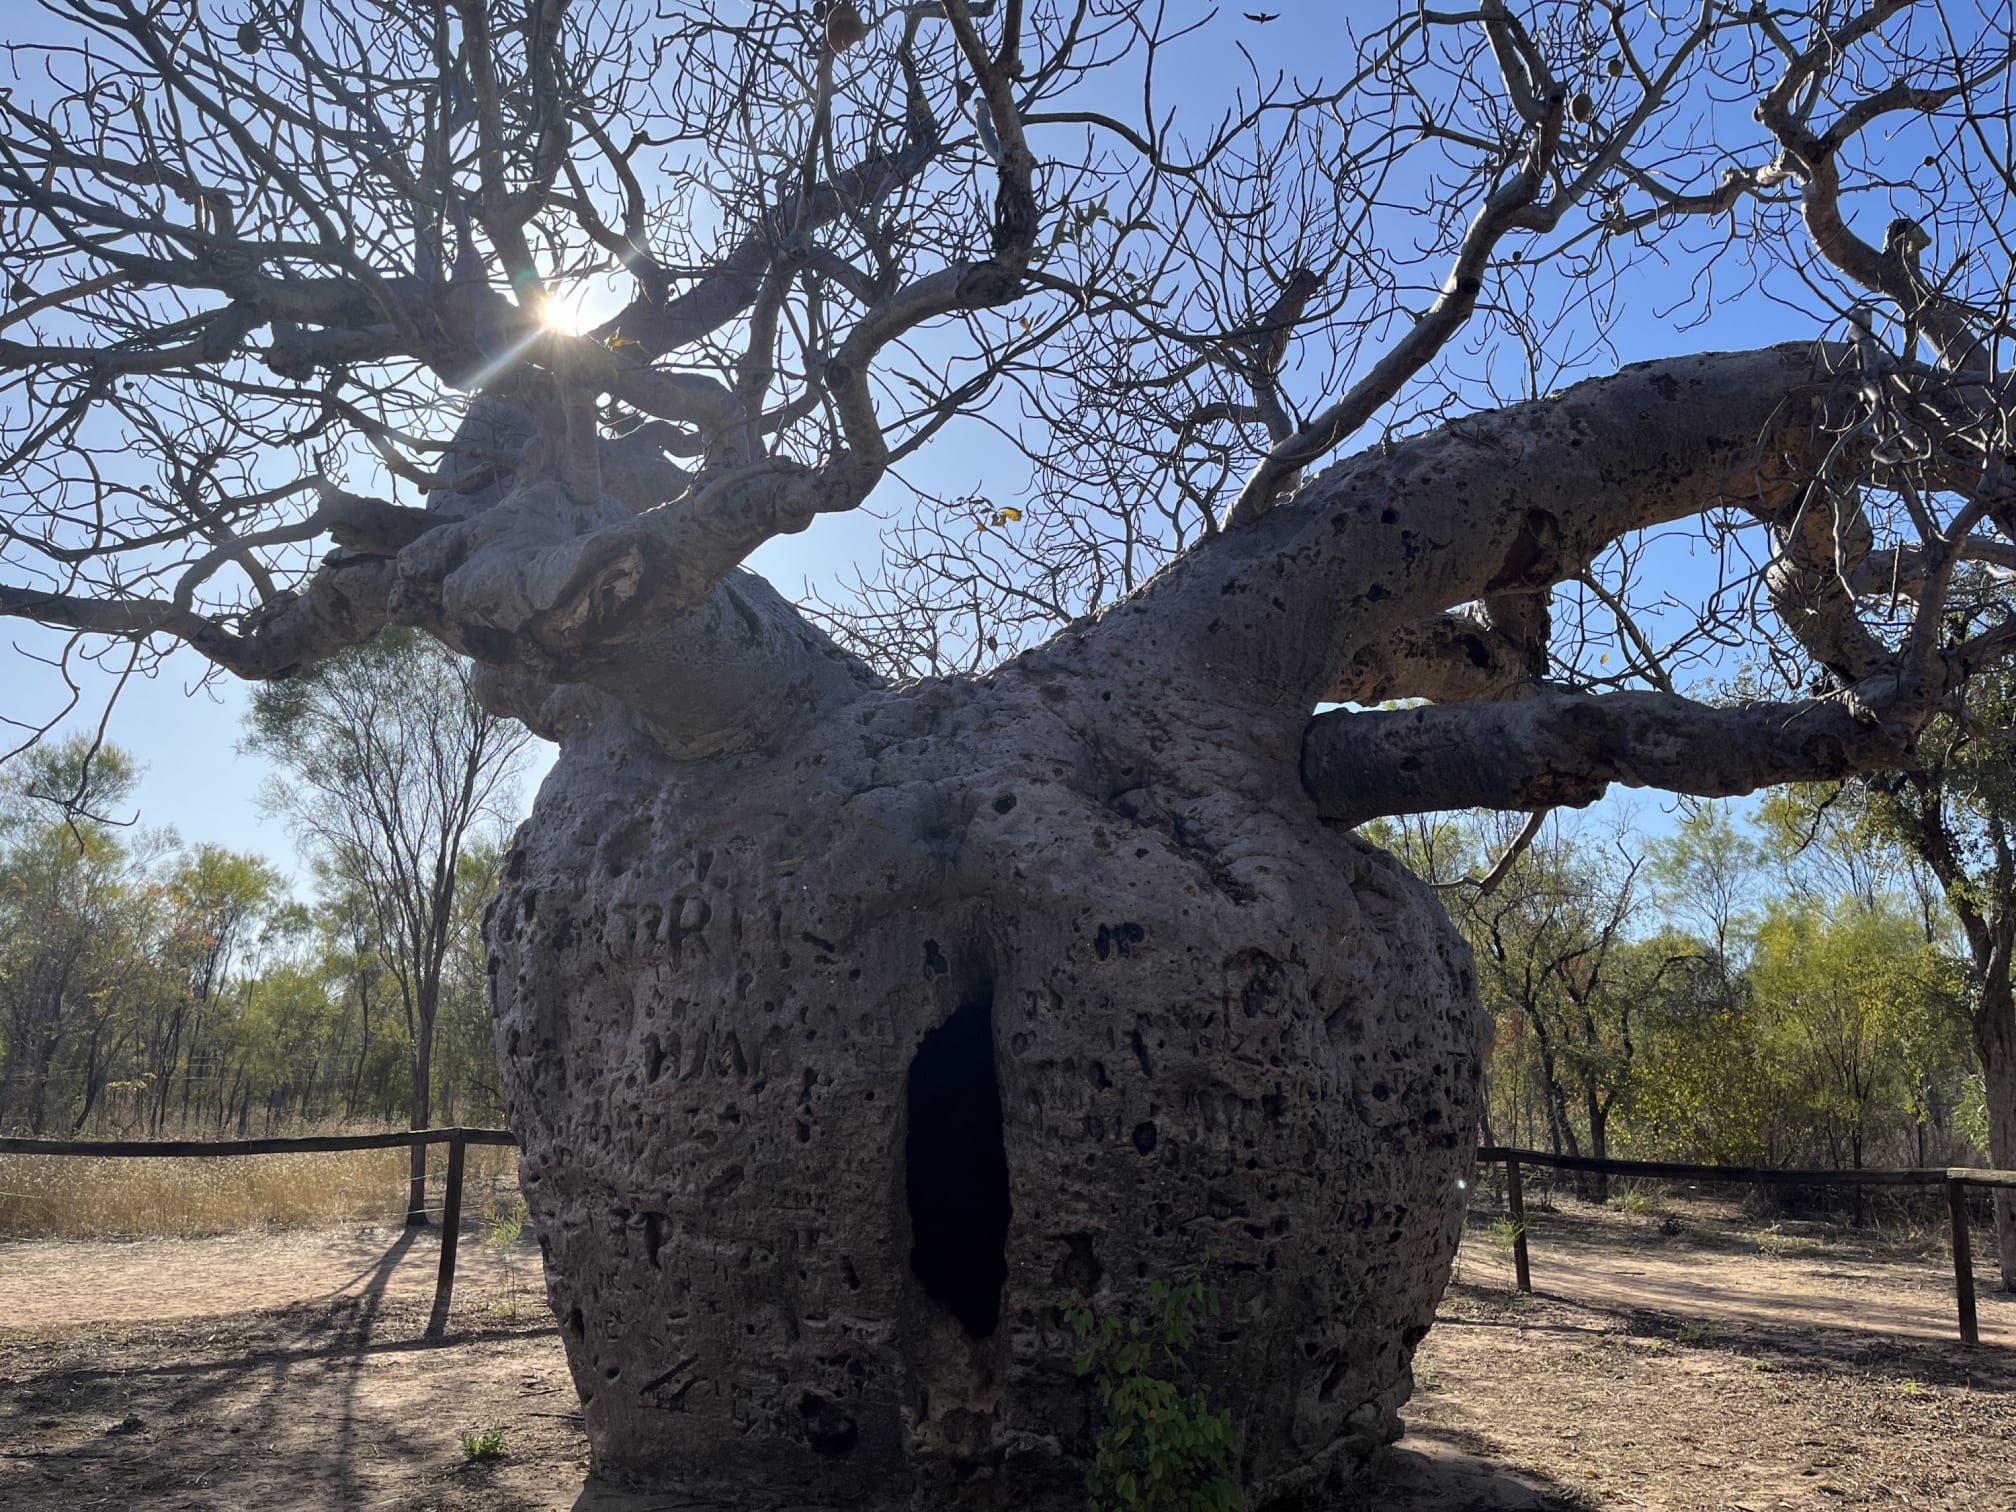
[490,630,1484,1507]
[452,347,1926,1503]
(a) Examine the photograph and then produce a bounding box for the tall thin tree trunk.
[406,977,438,1226]
[71,1026,110,1134]
[178,1001,203,1128]
[1587,1096,1611,1205]
[347,976,372,1122]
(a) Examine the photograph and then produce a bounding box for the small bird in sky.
[1244,11,1280,21]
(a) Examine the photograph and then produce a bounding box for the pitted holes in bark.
[904,991,1012,1337]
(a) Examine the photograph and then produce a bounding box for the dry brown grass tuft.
[0,1142,519,1239]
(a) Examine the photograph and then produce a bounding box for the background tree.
[1381,800,1984,1197]
[0,738,513,1135]
[1451,818,1644,1195]
[2,0,2015,1502]
[1786,650,2016,1287]
[1751,897,1970,1181]
[144,844,284,1134]
[431,836,513,1124]
[1648,805,1763,965]
[0,739,160,1132]
[244,628,526,1223]
[1621,946,1791,1169]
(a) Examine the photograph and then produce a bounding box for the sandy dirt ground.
[0,1224,533,1328]
[0,1195,2009,1510]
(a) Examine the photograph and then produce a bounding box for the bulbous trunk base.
[489,664,1484,1507]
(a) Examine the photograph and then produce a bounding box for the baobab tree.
[2,0,2013,1504]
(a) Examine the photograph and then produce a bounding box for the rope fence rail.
[1474,1145,2016,1346]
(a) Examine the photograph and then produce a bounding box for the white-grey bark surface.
[491,652,1481,1505]
[445,340,2005,1503]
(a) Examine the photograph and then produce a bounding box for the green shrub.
[460,1425,507,1462]
[1485,1214,1525,1262]
[1063,1270,1243,1512]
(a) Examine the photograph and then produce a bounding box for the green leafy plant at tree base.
[1484,1214,1525,1266]
[1064,1269,1244,1512]
[460,1425,507,1462]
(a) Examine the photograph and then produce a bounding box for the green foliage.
[485,1193,529,1249]
[459,1425,507,1462]
[1485,1214,1524,1263]
[3,732,140,823]
[1444,816,1647,1174]
[245,630,528,1135]
[1750,897,1971,1166]
[1648,804,1761,957]
[1374,800,1990,1178]
[1064,1271,1243,1512]
[0,730,516,1139]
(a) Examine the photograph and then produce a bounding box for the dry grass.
[0,1143,520,1239]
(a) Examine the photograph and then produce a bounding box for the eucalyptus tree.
[1447,816,1646,1195]
[147,842,283,1134]
[3,0,2015,1503]
[0,738,157,1133]
[244,628,527,1222]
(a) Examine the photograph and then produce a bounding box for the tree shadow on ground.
[1607,1300,2016,1389]
[1333,1430,1594,1510]
[0,1228,560,1511]
[1440,1273,2016,1392]
[1464,1184,1967,1269]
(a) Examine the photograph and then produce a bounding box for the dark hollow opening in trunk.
[904,990,1012,1337]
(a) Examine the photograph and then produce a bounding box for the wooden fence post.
[427,1132,467,1342]
[1948,1176,1979,1347]
[1506,1156,1532,1294]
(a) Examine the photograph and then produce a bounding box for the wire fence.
[5,1131,2009,1346]
[0,1126,517,1338]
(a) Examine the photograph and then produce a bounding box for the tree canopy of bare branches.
[0,0,2003,805]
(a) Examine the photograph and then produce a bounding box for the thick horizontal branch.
[1302,686,1927,826]
[0,555,394,681]
[1107,344,1830,712]
[1120,343,2016,718]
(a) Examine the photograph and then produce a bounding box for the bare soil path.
[0,1195,2009,1510]
[1453,1202,2016,1350]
